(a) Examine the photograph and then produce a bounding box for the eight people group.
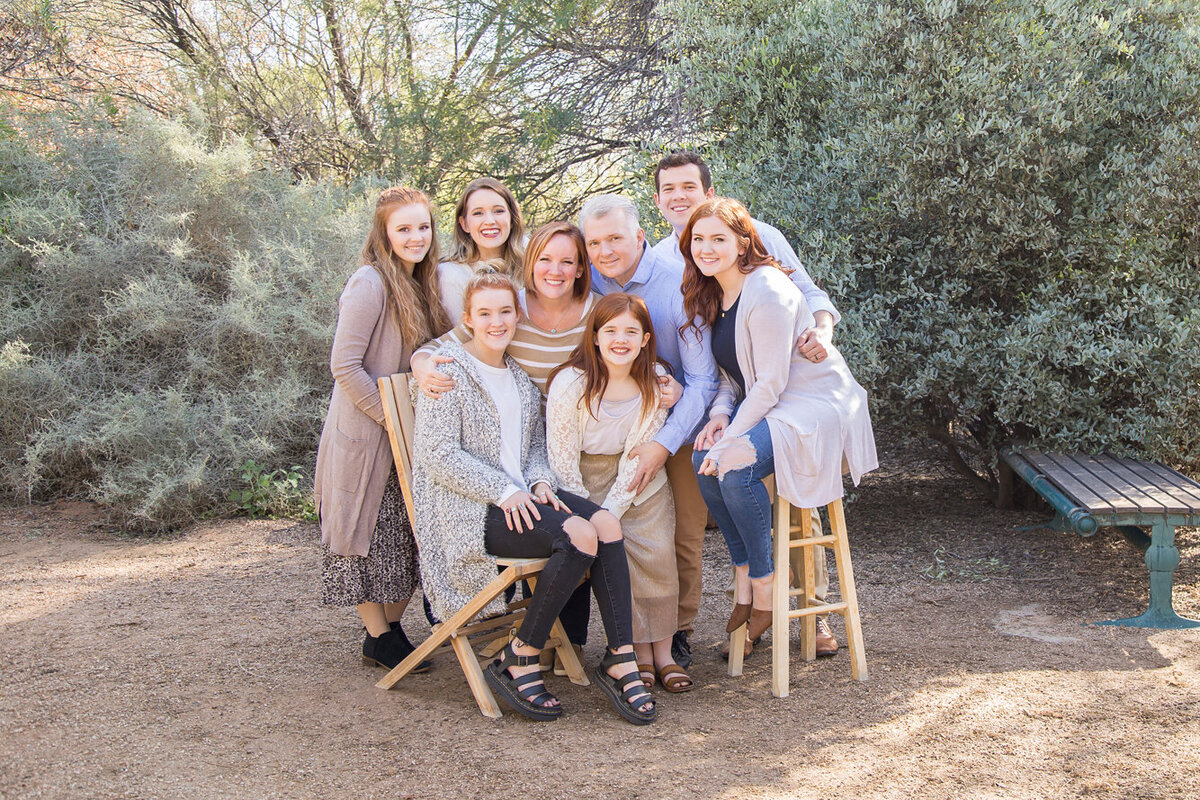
[313,153,879,724]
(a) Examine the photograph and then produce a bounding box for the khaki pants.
[666,448,707,633]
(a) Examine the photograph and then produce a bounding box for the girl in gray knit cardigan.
[412,271,656,725]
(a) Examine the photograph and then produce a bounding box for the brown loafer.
[746,608,773,641]
[815,617,839,657]
[725,602,752,634]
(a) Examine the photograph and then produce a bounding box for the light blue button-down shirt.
[651,218,841,324]
[590,243,720,454]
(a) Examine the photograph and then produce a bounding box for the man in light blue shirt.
[649,151,843,659]
[651,151,840,365]
[580,194,719,671]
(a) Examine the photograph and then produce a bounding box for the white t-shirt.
[467,353,527,504]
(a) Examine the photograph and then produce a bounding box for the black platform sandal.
[594,648,657,726]
[484,642,563,721]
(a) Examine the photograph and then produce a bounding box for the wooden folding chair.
[373,373,588,718]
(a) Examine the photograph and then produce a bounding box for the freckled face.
[689,216,745,278]
[386,203,432,272]
[596,310,650,370]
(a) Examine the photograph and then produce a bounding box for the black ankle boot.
[363,627,432,673]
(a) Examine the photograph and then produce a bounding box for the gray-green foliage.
[0,110,365,529]
[669,0,1200,485]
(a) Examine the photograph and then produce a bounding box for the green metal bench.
[999,445,1200,629]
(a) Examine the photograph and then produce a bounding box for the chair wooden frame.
[373,373,588,718]
[728,498,867,695]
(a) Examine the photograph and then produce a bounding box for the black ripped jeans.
[483,489,633,651]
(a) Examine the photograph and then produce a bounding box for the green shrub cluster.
[0,111,367,529]
[669,0,1200,489]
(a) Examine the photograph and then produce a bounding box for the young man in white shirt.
[651,151,842,661]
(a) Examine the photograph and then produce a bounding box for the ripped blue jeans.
[692,417,775,579]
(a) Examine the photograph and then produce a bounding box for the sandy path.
[3,453,1198,800]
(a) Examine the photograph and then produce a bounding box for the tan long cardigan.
[314,265,412,557]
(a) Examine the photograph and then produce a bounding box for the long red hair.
[550,293,665,421]
[359,187,452,346]
[679,197,791,341]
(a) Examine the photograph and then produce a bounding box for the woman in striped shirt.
[413,221,596,395]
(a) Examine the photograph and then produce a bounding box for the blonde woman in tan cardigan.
[313,187,452,672]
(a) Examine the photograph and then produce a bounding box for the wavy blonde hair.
[360,187,452,347]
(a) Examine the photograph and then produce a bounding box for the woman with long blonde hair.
[314,186,452,674]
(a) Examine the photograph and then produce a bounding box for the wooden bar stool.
[728,497,867,695]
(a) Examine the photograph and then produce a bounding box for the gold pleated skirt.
[580,452,678,643]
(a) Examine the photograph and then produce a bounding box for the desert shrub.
[668,0,1200,490]
[0,110,369,529]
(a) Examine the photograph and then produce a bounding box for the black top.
[711,294,744,395]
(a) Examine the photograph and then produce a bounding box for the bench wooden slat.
[1097,458,1192,515]
[1116,458,1200,510]
[1036,452,1141,514]
[1019,450,1119,514]
[1072,453,1171,515]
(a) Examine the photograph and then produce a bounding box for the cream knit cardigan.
[545,366,668,519]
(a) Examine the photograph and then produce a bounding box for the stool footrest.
[788,534,838,547]
[789,602,848,619]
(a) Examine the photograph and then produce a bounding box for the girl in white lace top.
[546,293,693,693]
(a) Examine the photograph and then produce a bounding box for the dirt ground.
[3,437,1199,800]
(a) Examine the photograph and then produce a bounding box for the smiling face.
[583,212,645,286]
[689,215,746,278]
[458,188,512,260]
[654,164,714,233]
[531,233,582,301]
[595,309,650,371]
[463,286,519,354]
[385,202,433,272]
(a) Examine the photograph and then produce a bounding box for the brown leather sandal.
[638,662,657,689]
[657,663,694,693]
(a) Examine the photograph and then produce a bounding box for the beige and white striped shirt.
[416,291,597,394]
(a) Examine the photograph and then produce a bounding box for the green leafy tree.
[667,0,1200,492]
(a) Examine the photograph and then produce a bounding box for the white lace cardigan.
[545,367,669,519]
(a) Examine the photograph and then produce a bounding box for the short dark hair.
[654,151,712,193]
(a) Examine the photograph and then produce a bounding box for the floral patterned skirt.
[321,472,419,606]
